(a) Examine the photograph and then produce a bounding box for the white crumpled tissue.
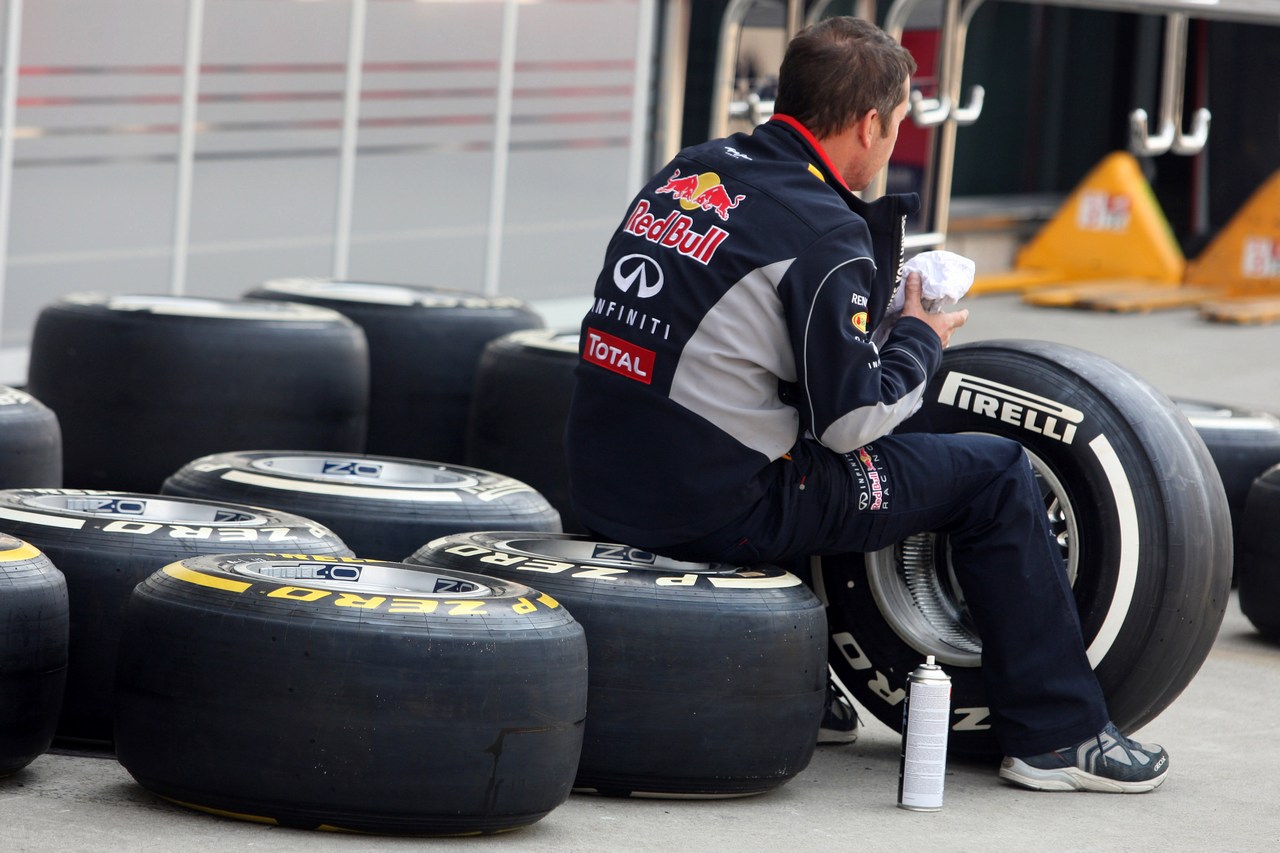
[872,250,975,347]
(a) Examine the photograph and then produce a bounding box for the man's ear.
[855,109,880,148]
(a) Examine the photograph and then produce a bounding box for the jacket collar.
[764,114,920,227]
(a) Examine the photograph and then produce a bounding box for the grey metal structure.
[872,0,1280,251]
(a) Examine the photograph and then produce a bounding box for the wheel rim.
[863,449,1079,668]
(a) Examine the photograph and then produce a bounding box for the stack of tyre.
[3,284,829,836]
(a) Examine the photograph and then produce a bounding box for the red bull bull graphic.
[623,200,728,265]
[656,169,746,221]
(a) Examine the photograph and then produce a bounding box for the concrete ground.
[5,292,1280,852]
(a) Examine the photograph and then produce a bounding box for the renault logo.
[613,254,664,298]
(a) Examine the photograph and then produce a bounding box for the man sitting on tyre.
[565,15,1169,793]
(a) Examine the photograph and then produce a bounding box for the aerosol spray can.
[896,655,951,811]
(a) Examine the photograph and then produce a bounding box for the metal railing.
[0,0,658,351]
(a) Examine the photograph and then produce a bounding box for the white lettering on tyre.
[938,371,1083,444]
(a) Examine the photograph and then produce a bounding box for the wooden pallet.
[1199,295,1280,325]
[1078,285,1222,313]
[1021,279,1187,309]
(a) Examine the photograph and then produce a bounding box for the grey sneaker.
[999,722,1169,793]
[817,674,859,745]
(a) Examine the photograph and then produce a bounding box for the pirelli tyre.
[408,531,827,798]
[244,278,544,464]
[466,329,582,533]
[0,489,351,744]
[25,293,369,492]
[161,450,562,561]
[0,535,68,776]
[1237,464,1280,640]
[1175,398,1280,582]
[113,553,587,835]
[815,340,1232,758]
[0,387,62,489]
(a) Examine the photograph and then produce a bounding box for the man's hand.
[900,270,968,348]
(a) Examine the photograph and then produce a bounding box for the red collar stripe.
[769,114,850,191]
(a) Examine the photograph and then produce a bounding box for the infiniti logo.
[613,254,664,298]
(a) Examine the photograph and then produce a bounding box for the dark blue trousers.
[661,432,1110,757]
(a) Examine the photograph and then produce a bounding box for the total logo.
[613,254,663,298]
[656,168,746,221]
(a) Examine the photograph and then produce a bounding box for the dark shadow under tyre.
[0,535,68,776]
[162,450,562,561]
[409,531,826,798]
[0,489,351,744]
[465,330,582,532]
[815,340,1232,757]
[26,294,369,492]
[244,279,544,464]
[113,553,587,835]
[0,387,62,488]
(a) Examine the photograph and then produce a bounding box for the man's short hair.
[773,17,917,139]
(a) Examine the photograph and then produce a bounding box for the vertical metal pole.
[786,0,803,37]
[333,0,367,280]
[170,0,205,295]
[483,0,518,297]
[627,0,656,195]
[0,0,25,339]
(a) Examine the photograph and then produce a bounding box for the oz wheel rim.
[863,449,1079,668]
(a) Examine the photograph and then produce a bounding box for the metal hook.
[950,85,985,126]
[1129,108,1176,156]
[910,89,952,127]
[1129,12,1210,157]
[1172,106,1211,155]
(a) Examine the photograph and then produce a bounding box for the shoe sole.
[999,759,1168,793]
[817,728,858,746]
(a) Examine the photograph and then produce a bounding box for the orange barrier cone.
[1192,171,1280,324]
[971,152,1193,308]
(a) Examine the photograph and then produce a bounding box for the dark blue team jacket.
[565,115,943,548]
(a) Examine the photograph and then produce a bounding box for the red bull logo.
[623,200,728,265]
[857,447,884,510]
[656,169,746,221]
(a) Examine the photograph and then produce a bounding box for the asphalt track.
[5,292,1280,852]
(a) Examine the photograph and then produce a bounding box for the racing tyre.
[0,387,62,488]
[1175,398,1280,582]
[465,330,582,532]
[114,553,587,835]
[815,340,1232,757]
[26,294,369,492]
[0,535,68,776]
[409,531,827,798]
[162,450,562,561]
[244,279,543,463]
[0,489,351,744]
[1238,464,1280,640]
